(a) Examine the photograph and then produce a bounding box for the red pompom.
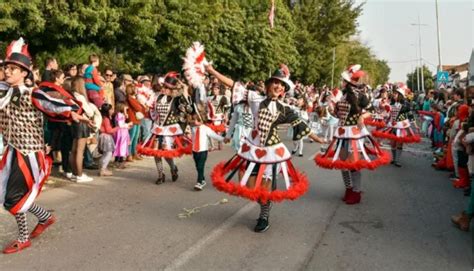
[314,150,391,171]
[372,130,421,143]
[211,160,309,203]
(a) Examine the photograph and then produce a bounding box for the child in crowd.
[84,54,104,107]
[99,103,118,176]
[419,103,445,150]
[113,103,132,169]
[190,113,224,191]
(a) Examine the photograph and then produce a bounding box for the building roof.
[442,63,469,73]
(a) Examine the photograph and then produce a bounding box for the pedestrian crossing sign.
[437,71,449,83]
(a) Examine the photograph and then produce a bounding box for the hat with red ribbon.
[4,38,32,74]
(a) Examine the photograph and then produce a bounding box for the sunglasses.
[105,74,113,77]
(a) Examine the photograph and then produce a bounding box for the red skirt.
[364,117,386,128]
[137,135,192,158]
[315,125,391,171]
[372,120,421,143]
[211,141,309,203]
[207,122,226,133]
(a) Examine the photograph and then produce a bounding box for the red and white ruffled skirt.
[211,137,309,203]
[372,119,421,143]
[207,118,226,133]
[315,125,391,171]
[137,123,192,159]
[364,113,387,128]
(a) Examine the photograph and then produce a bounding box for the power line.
[387,59,419,64]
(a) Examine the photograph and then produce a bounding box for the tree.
[406,65,434,93]
[0,0,390,84]
[292,0,363,85]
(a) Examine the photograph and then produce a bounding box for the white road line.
[163,202,256,271]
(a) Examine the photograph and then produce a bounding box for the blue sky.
[355,0,472,82]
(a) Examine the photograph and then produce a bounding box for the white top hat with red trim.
[394,83,408,98]
[341,64,365,86]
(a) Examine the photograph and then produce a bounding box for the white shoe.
[76,174,93,183]
[65,172,73,179]
[194,181,206,191]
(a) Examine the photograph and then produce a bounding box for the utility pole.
[331,47,336,89]
[411,15,428,93]
[435,0,443,73]
[411,44,420,93]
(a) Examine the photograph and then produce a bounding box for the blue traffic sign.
[437,71,449,83]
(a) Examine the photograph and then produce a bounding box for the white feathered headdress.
[182,42,210,88]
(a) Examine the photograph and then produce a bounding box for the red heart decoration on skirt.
[154,127,163,134]
[251,130,258,139]
[169,127,177,134]
[275,147,285,157]
[392,121,397,126]
[241,143,251,153]
[338,127,345,136]
[255,148,267,159]
[351,127,360,135]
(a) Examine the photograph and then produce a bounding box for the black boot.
[255,201,272,233]
[171,166,179,182]
[156,174,165,185]
[391,149,397,165]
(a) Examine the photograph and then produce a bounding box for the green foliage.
[0,0,389,85]
[406,65,435,93]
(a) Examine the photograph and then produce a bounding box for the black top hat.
[4,38,32,74]
[5,53,32,74]
[265,64,294,92]
[163,71,180,89]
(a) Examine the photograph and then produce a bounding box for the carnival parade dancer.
[0,38,87,254]
[290,95,310,157]
[208,63,326,232]
[315,65,391,205]
[137,72,193,184]
[372,83,421,167]
[225,99,254,152]
[206,82,229,150]
[365,85,390,129]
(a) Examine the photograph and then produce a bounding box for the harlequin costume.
[315,65,391,204]
[364,87,390,129]
[0,38,82,254]
[226,102,254,151]
[372,83,421,167]
[137,72,193,184]
[206,90,229,133]
[211,64,317,232]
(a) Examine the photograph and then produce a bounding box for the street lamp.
[411,14,428,93]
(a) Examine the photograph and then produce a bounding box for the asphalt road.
[0,138,472,270]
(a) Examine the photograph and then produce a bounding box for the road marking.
[163,202,256,271]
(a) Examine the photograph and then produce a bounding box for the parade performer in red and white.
[315,65,391,205]
[372,83,421,167]
[137,72,193,184]
[207,64,326,233]
[364,86,390,129]
[0,38,87,254]
[206,82,229,150]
